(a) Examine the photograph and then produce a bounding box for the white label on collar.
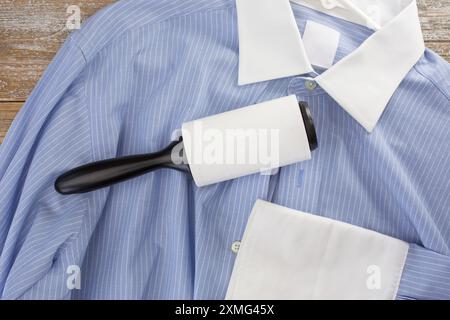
[302,21,340,69]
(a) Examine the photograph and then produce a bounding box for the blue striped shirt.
[0,0,449,299]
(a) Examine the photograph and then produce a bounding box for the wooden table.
[1,0,449,143]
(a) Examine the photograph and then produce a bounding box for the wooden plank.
[0,102,22,143]
[418,0,450,65]
[426,41,450,59]
[0,0,116,102]
[418,0,450,45]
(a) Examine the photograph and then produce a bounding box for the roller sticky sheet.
[55,95,317,194]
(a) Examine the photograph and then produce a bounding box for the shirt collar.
[236,0,425,132]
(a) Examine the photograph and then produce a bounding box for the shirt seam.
[65,36,95,266]
[72,1,235,61]
[66,34,96,166]
[413,65,450,101]
[68,34,88,64]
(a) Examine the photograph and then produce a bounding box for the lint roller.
[55,95,317,194]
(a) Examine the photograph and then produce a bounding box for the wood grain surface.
[0,0,449,143]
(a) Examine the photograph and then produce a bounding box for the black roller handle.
[298,101,318,152]
[55,138,190,195]
[55,102,318,195]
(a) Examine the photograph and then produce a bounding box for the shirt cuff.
[226,200,409,300]
[396,244,450,300]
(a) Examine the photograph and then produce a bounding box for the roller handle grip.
[55,140,189,194]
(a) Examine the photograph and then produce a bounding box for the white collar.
[236,0,425,132]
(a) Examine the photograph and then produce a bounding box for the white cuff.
[226,200,409,300]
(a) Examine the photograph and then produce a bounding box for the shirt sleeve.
[396,244,450,300]
[0,34,92,299]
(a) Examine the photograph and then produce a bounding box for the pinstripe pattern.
[0,0,448,299]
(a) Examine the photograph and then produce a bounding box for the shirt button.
[231,241,241,254]
[305,80,317,91]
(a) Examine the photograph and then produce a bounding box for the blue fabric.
[0,0,449,299]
